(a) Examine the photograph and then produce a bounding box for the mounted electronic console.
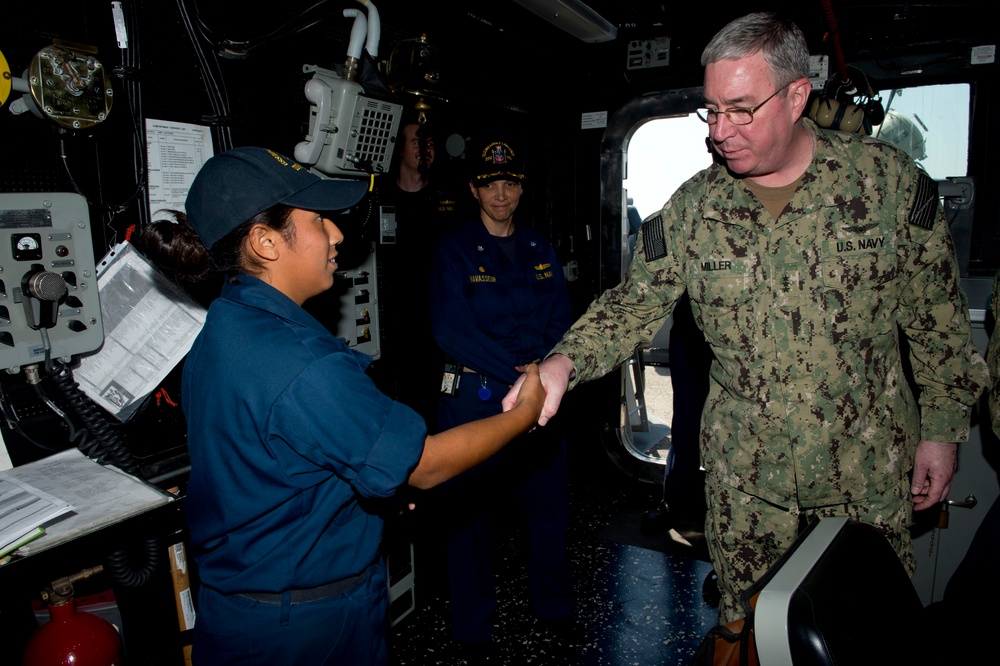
[293,1,404,360]
[295,4,402,177]
[0,192,104,373]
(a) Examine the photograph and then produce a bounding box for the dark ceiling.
[363,1,998,105]
[6,1,996,136]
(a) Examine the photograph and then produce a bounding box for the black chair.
[754,516,924,665]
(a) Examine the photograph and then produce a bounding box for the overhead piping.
[820,0,854,94]
[513,0,617,43]
[355,0,381,58]
[342,8,367,82]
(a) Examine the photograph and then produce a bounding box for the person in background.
[503,12,987,625]
[370,114,460,431]
[428,137,577,663]
[641,293,712,538]
[172,146,545,666]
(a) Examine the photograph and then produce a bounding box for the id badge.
[441,359,461,396]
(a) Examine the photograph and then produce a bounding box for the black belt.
[238,567,368,604]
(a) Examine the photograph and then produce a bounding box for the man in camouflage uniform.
[503,12,987,624]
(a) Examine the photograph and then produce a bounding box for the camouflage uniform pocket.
[819,250,897,343]
[690,270,755,352]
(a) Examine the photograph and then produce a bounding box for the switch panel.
[627,38,670,70]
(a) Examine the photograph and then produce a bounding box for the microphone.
[26,270,69,301]
[21,269,68,330]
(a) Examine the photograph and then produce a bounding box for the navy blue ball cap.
[184,146,369,249]
[471,139,525,187]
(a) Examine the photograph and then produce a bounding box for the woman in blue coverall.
[429,138,577,660]
[166,146,545,666]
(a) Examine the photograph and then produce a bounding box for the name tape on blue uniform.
[642,216,667,262]
[909,171,938,231]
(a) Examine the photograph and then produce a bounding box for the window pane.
[871,83,970,178]
[624,113,714,220]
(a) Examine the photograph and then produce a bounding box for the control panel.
[0,193,104,372]
[304,240,381,360]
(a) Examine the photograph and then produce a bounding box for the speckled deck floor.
[387,440,718,666]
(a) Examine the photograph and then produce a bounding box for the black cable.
[105,536,163,588]
[44,360,163,591]
[120,0,151,234]
[53,6,148,219]
[34,354,161,591]
[45,359,140,477]
[0,381,67,453]
[29,380,92,453]
[58,132,147,217]
[176,0,233,151]
[186,0,344,57]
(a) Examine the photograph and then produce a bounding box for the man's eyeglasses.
[696,84,790,126]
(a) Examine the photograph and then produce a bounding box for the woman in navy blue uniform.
[429,138,577,660]
[174,146,545,666]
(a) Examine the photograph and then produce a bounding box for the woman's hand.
[512,363,545,424]
[505,355,573,427]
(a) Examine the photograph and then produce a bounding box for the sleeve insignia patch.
[908,171,939,231]
[641,216,667,262]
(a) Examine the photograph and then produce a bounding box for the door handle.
[945,494,978,510]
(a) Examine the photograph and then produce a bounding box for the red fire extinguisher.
[22,566,123,666]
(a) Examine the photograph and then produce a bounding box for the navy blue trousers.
[192,560,388,666]
[662,294,712,516]
[436,374,575,645]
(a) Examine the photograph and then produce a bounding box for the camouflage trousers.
[704,474,915,624]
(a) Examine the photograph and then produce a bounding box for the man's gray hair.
[701,12,810,88]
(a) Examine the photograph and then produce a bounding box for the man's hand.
[510,363,545,423]
[911,440,957,511]
[502,354,574,427]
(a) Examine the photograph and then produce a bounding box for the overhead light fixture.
[513,0,618,43]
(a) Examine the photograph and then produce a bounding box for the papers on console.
[0,448,171,559]
[0,474,73,556]
[75,242,206,421]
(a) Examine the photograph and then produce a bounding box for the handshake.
[504,354,576,429]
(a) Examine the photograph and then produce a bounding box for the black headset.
[808,66,884,134]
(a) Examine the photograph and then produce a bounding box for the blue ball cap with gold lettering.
[184,146,369,249]
[470,139,525,187]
